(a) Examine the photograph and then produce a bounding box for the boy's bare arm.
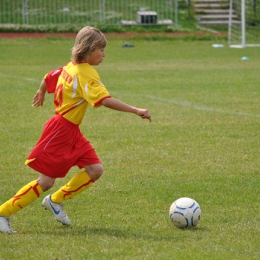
[101,97,151,122]
[32,79,47,107]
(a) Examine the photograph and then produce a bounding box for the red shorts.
[25,114,101,178]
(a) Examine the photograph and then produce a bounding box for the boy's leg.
[0,180,43,217]
[41,170,95,225]
[51,170,94,203]
[0,180,43,233]
[42,165,103,225]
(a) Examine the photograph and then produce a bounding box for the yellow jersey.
[44,62,111,125]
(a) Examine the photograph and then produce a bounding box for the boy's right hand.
[32,90,45,107]
[32,79,47,107]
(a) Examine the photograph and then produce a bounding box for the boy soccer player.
[0,26,151,233]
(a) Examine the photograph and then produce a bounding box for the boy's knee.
[37,175,55,192]
[85,164,104,181]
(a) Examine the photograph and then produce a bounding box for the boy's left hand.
[136,108,152,122]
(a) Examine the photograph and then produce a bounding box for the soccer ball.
[169,197,201,229]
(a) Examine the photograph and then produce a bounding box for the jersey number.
[54,84,63,108]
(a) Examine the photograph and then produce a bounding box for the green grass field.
[0,35,259,260]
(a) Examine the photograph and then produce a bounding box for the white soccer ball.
[169,197,201,229]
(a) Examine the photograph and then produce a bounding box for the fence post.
[22,0,29,24]
[99,0,106,24]
[175,0,178,26]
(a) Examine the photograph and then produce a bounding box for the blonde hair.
[71,26,107,63]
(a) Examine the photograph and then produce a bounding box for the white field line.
[148,96,260,119]
[1,72,259,119]
[0,72,39,83]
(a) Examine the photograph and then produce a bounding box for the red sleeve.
[94,96,112,107]
[44,68,62,93]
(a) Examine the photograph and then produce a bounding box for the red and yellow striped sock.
[0,180,43,217]
[51,171,94,204]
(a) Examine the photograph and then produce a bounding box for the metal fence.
[0,0,177,27]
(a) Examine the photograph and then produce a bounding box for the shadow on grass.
[80,227,177,242]
[23,224,209,242]
[82,226,208,241]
